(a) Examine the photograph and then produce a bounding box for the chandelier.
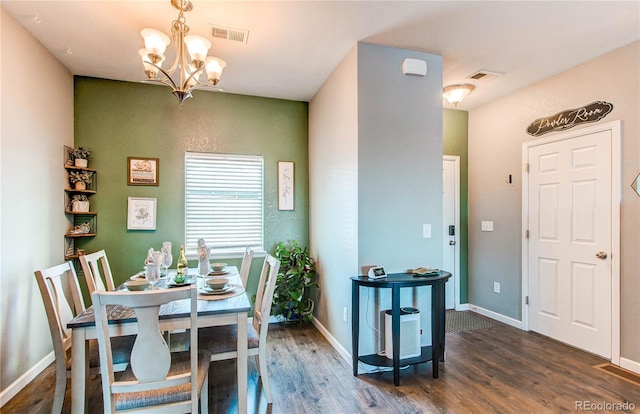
[139,0,227,105]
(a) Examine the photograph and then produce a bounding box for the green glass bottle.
[176,244,188,276]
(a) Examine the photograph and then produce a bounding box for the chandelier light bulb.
[138,49,163,78]
[141,28,170,59]
[184,35,211,67]
[205,57,226,85]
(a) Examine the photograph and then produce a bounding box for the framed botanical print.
[278,161,294,210]
[127,197,157,230]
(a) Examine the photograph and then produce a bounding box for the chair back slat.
[131,306,171,381]
[50,276,75,341]
[80,250,115,294]
[253,255,280,335]
[239,246,254,287]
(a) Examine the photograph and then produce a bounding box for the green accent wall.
[73,76,309,301]
[443,108,469,303]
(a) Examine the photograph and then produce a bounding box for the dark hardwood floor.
[4,313,639,413]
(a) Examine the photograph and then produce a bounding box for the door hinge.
[525,296,529,305]
[525,229,529,239]
[525,163,530,173]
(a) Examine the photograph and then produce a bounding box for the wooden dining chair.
[239,246,255,287]
[34,262,134,414]
[92,285,211,413]
[199,254,280,404]
[79,249,116,293]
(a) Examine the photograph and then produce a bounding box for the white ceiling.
[2,1,639,109]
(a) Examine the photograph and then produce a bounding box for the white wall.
[310,42,443,357]
[468,41,639,363]
[0,7,73,399]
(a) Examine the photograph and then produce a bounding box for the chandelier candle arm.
[138,0,227,105]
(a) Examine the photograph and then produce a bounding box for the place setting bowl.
[208,262,230,276]
[200,277,234,295]
[124,279,151,291]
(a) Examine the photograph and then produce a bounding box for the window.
[185,152,264,256]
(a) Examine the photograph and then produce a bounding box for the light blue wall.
[310,42,443,358]
[357,43,443,354]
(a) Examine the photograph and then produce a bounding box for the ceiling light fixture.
[443,84,475,107]
[139,0,226,105]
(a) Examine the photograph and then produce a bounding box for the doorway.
[522,120,620,361]
[443,156,460,310]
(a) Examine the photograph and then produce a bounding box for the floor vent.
[210,25,249,44]
[594,363,640,387]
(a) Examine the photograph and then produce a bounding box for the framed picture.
[127,157,159,186]
[127,197,157,230]
[278,161,295,211]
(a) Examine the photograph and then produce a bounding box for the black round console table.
[351,271,451,386]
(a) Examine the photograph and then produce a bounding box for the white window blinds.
[185,152,264,256]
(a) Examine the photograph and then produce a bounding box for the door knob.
[595,251,608,260]
[449,240,456,246]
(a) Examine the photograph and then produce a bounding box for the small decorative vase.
[74,181,86,190]
[74,158,88,168]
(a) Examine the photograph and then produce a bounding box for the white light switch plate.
[423,224,431,238]
[481,221,494,231]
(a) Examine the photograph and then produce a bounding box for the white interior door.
[526,128,613,358]
[443,156,460,310]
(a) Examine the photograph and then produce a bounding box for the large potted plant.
[272,240,318,323]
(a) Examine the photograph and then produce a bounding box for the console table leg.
[392,285,401,386]
[431,282,443,378]
[352,281,359,377]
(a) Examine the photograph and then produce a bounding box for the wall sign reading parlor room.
[526,101,613,137]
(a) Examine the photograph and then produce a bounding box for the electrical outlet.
[343,307,348,322]
[493,282,501,293]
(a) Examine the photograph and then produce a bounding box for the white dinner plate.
[208,268,231,276]
[199,285,236,295]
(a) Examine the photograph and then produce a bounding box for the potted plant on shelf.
[72,147,90,168]
[70,194,90,213]
[69,170,93,190]
[272,240,318,324]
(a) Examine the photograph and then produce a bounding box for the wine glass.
[163,251,173,277]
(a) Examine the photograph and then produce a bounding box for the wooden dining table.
[67,267,250,414]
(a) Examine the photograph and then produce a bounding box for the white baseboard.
[0,351,54,407]
[620,357,640,375]
[311,317,352,367]
[467,303,523,329]
[455,303,470,311]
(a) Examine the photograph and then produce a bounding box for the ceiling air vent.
[210,25,249,44]
[467,70,504,80]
